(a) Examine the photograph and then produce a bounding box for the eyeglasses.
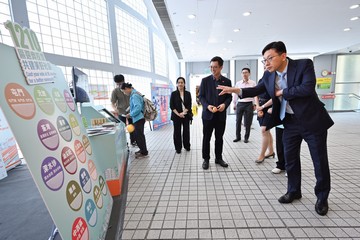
[261,55,280,65]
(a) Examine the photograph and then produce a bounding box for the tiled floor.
[122,111,360,239]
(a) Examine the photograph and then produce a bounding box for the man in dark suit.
[218,41,334,216]
[199,56,232,170]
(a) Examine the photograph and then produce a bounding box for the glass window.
[153,33,167,77]
[168,51,178,86]
[150,17,158,29]
[26,0,111,63]
[124,74,152,99]
[115,7,151,72]
[0,0,14,46]
[336,55,360,83]
[334,55,360,111]
[121,0,147,18]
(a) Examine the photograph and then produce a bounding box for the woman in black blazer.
[170,77,193,154]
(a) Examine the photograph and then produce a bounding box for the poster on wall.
[0,107,21,170]
[89,84,109,100]
[316,77,332,89]
[151,83,172,130]
[0,21,113,240]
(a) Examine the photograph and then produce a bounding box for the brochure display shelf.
[81,104,129,239]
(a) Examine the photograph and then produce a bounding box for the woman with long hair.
[170,77,193,154]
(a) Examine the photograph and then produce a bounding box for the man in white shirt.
[232,68,256,143]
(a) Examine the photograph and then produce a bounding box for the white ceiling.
[163,0,360,62]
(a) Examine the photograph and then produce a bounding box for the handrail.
[348,93,360,101]
[319,93,360,101]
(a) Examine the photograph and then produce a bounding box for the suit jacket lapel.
[268,72,277,98]
[286,58,296,88]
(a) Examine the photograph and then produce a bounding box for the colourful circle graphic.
[64,89,75,112]
[57,116,72,142]
[4,83,36,120]
[37,119,60,150]
[84,199,97,227]
[72,217,89,240]
[99,175,107,196]
[93,185,103,209]
[34,86,55,115]
[69,114,81,136]
[74,140,86,163]
[52,88,67,113]
[79,168,92,193]
[41,156,64,191]
[61,146,78,174]
[66,180,83,211]
[82,135,92,155]
[88,160,97,181]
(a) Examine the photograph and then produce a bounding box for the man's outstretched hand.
[217,85,240,96]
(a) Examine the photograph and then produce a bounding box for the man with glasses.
[217,41,333,216]
[232,67,256,143]
[199,56,232,170]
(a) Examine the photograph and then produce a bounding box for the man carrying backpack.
[121,82,149,159]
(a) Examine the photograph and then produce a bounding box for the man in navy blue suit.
[199,56,232,170]
[218,41,334,216]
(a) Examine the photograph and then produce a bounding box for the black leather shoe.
[244,139,249,143]
[185,147,190,151]
[176,150,181,154]
[215,159,228,168]
[233,138,240,142]
[202,161,209,170]
[278,192,302,203]
[315,199,328,216]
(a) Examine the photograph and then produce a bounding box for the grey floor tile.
[224,228,238,239]
[199,229,212,239]
[237,229,252,239]
[289,228,307,238]
[211,229,225,239]
[147,229,161,239]
[186,229,199,239]
[174,220,186,228]
[132,230,147,240]
[159,229,173,239]
[121,229,135,240]
[173,229,186,239]
[162,220,175,229]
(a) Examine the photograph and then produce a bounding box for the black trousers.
[119,115,136,144]
[283,114,330,201]
[133,118,148,155]
[173,118,191,151]
[202,114,226,161]
[275,127,285,170]
[235,102,253,140]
